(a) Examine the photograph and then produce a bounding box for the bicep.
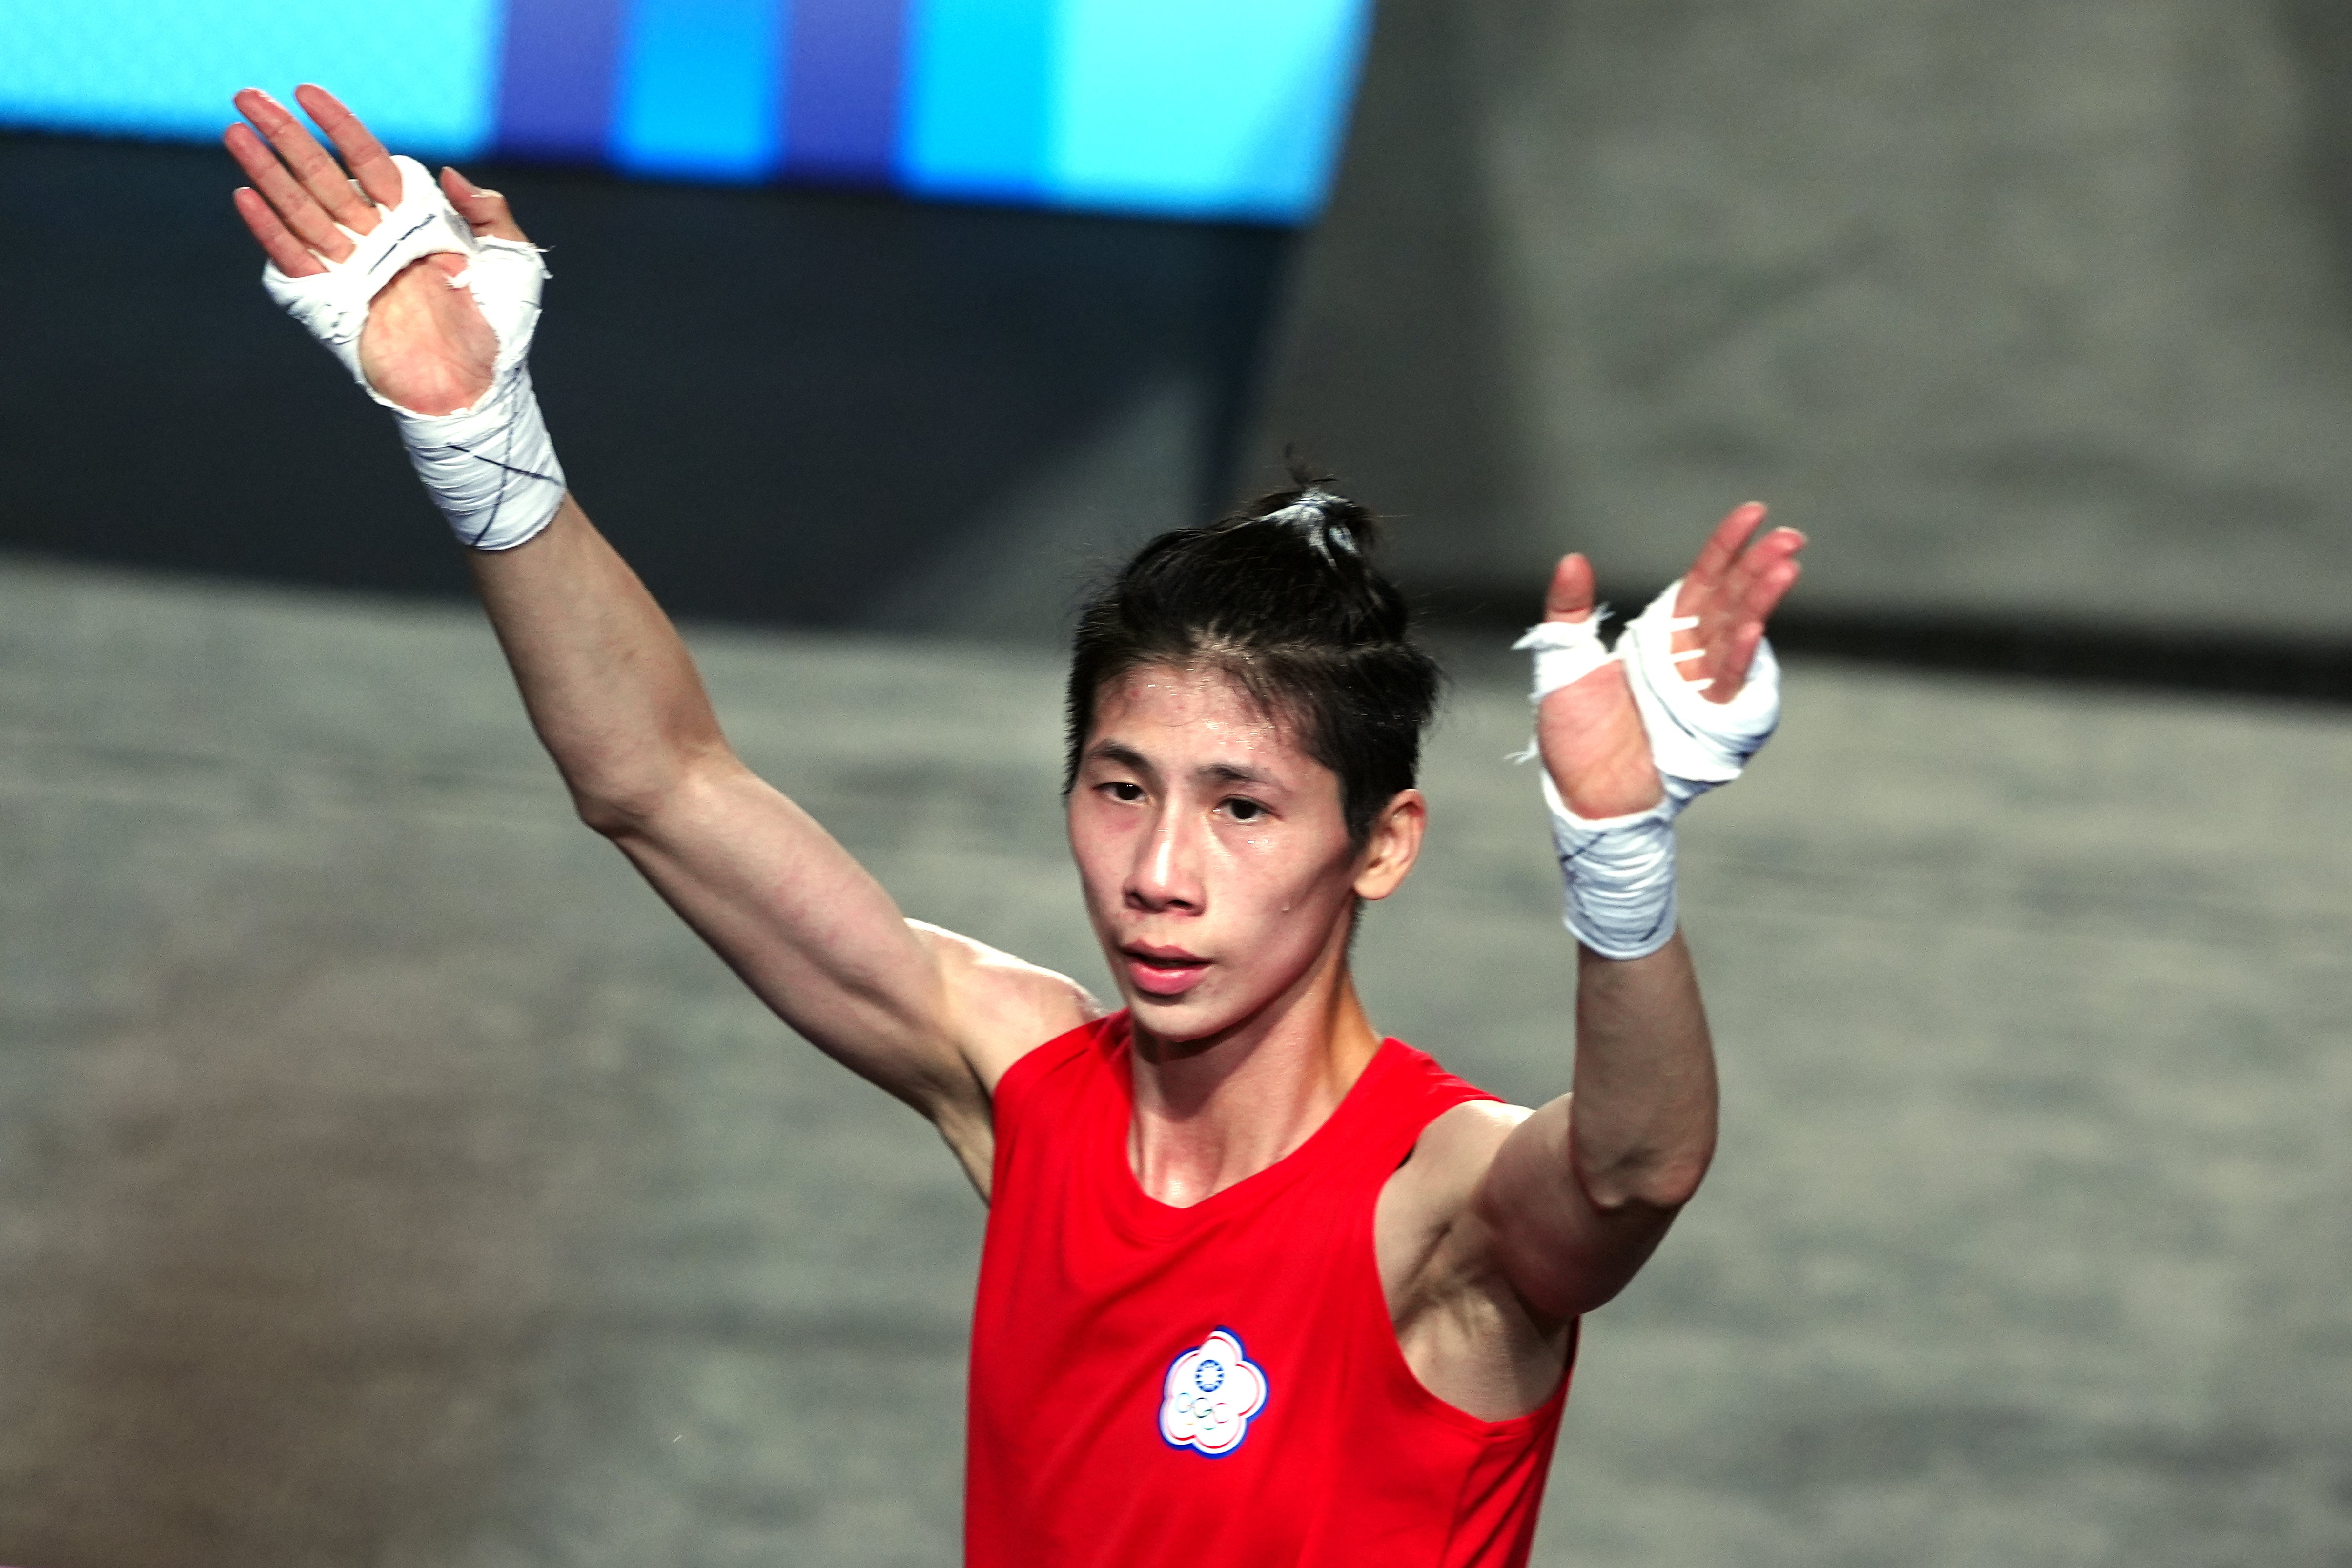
[1472,1093,1685,1322]
[605,756,1005,1110]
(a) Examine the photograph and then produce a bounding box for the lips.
[1121,943,1208,1000]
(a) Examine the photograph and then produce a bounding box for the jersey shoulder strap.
[989,1010,1124,1143]
[1372,1038,1503,1130]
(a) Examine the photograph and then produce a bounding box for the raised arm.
[1475,504,1804,1319]
[463,499,1096,1126]
[224,87,1093,1168]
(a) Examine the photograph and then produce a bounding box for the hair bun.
[1220,476,1400,644]
[1256,486,1377,563]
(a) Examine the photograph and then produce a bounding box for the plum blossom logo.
[1157,1328,1268,1456]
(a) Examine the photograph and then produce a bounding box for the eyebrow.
[1085,740,1155,777]
[1083,743,1279,792]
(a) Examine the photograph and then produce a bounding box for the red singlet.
[966,1013,1574,1568]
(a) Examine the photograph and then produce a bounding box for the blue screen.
[0,0,1371,223]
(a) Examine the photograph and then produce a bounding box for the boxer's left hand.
[1536,503,1804,818]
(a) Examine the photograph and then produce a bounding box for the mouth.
[1120,943,1209,1000]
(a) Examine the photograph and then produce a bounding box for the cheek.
[1066,805,1132,904]
[1214,835,1350,925]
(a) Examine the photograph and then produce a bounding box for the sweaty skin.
[225,84,1807,1428]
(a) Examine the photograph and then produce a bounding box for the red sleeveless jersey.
[965,1013,1574,1568]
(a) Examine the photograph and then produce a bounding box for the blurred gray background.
[3,0,2350,1564]
[1261,0,2352,639]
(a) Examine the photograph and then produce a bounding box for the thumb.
[1543,552,1598,624]
[441,166,530,244]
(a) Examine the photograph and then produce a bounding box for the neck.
[1126,938,1384,1208]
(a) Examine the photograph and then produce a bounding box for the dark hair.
[1063,469,1442,848]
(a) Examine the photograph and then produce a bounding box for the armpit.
[1378,1100,1536,1299]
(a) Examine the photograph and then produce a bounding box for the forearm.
[467,494,730,827]
[1566,932,1717,1212]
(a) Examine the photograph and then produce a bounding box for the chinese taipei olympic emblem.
[1158,1328,1269,1456]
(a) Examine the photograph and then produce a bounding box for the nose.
[1126,798,1204,914]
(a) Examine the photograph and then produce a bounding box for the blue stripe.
[0,0,499,154]
[1050,0,1370,222]
[612,0,791,181]
[897,0,1055,203]
[0,0,1372,222]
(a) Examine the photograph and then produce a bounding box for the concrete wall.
[1254,0,2352,636]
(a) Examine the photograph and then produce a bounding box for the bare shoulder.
[1386,1099,1536,1239]
[909,920,1104,1092]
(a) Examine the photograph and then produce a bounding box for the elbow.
[1632,1154,1711,1212]
[572,781,663,839]
[567,758,713,841]
[1575,1144,1713,1216]
[566,744,737,840]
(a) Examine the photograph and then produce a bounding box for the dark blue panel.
[495,0,630,161]
[782,0,907,185]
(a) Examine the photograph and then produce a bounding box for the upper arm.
[1388,1092,1694,1335]
[603,753,1099,1120]
[1469,1092,1689,1321]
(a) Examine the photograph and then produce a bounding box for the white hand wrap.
[262,154,566,551]
[1616,580,1781,808]
[1521,579,1782,959]
[1511,610,1617,698]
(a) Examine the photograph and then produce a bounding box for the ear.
[1353,789,1426,901]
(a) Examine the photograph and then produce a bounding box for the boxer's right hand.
[226,84,518,415]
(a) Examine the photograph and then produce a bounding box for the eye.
[1224,796,1268,823]
[1101,781,1146,803]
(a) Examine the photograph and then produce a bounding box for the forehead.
[1087,663,1309,770]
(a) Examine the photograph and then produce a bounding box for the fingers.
[224,118,353,263]
[1700,549,1801,703]
[234,86,379,238]
[440,166,532,243]
[294,83,402,210]
[230,184,326,276]
[1551,509,1806,704]
[1721,527,1806,619]
[1739,548,1804,627]
[1681,515,1803,702]
[1543,552,1597,623]
[1704,621,1766,700]
[1684,501,1769,592]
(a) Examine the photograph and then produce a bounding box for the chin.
[1127,987,1212,1027]
[1123,984,1239,1044]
